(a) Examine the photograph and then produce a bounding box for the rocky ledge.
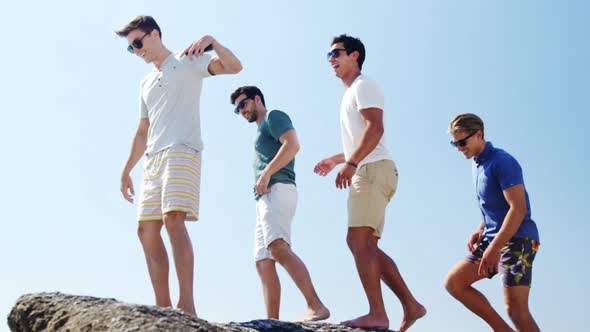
[7,292,394,332]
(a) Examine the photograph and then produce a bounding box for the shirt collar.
[475,141,494,165]
[156,52,176,71]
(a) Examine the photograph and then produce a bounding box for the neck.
[255,108,268,125]
[153,47,172,69]
[341,70,361,87]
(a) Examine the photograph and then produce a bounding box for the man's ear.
[350,50,360,61]
[151,29,160,40]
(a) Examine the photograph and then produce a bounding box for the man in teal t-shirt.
[230,86,329,321]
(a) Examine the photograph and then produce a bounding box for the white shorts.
[254,183,297,261]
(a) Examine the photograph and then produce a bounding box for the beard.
[247,112,258,123]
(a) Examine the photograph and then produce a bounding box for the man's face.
[451,130,481,159]
[328,42,356,78]
[234,94,258,123]
[126,29,155,63]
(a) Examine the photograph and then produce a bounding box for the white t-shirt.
[139,52,212,155]
[340,74,392,167]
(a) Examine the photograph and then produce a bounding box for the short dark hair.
[331,34,365,70]
[115,15,162,39]
[230,86,266,107]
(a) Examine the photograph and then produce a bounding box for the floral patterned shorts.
[466,237,540,287]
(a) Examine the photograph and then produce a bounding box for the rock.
[7,292,395,332]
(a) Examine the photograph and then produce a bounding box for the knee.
[444,272,462,297]
[268,240,291,263]
[505,303,529,326]
[137,223,160,242]
[163,212,186,234]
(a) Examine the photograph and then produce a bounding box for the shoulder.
[491,148,522,173]
[354,75,381,90]
[267,109,290,120]
[177,52,212,66]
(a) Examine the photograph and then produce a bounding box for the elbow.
[372,123,384,137]
[231,61,243,74]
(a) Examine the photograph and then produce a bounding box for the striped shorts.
[137,145,201,222]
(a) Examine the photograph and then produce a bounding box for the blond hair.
[448,113,484,137]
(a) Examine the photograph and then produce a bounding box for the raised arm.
[183,35,242,75]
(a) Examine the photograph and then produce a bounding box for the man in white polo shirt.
[116,15,241,316]
[314,34,426,331]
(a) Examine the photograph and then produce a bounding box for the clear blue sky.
[1,1,588,331]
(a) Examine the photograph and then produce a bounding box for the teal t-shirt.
[253,110,296,199]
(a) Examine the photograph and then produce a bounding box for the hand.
[467,231,483,252]
[335,163,356,189]
[255,171,271,196]
[183,35,215,58]
[314,158,337,176]
[478,246,501,277]
[120,173,135,203]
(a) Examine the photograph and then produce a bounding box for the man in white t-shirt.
[116,15,242,316]
[314,34,426,331]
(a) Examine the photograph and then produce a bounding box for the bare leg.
[375,238,426,332]
[445,260,514,332]
[268,239,330,321]
[137,220,172,308]
[163,211,196,316]
[504,286,540,332]
[341,227,389,329]
[256,259,281,319]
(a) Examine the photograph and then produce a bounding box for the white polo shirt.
[139,52,212,155]
[340,74,392,167]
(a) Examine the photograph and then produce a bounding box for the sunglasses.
[326,48,347,60]
[450,131,478,147]
[234,96,254,114]
[127,31,150,54]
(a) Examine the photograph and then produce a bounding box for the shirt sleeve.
[139,82,148,119]
[355,78,384,111]
[188,53,212,78]
[494,154,525,190]
[267,110,294,141]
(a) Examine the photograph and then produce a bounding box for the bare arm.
[255,129,300,195]
[347,107,384,165]
[478,184,527,276]
[182,35,242,75]
[488,185,527,251]
[120,118,149,203]
[334,107,384,189]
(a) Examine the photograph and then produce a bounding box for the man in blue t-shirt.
[230,86,330,321]
[445,113,540,332]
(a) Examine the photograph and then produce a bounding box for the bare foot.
[303,304,330,321]
[341,314,389,329]
[176,304,197,317]
[398,303,426,332]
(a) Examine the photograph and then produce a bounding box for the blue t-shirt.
[473,142,540,241]
[253,110,296,200]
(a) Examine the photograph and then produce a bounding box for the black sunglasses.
[326,48,347,60]
[127,31,150,54]
[450,131,478,147]
[234,96,254,114]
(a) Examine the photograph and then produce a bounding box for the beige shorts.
[348,159,398,238]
